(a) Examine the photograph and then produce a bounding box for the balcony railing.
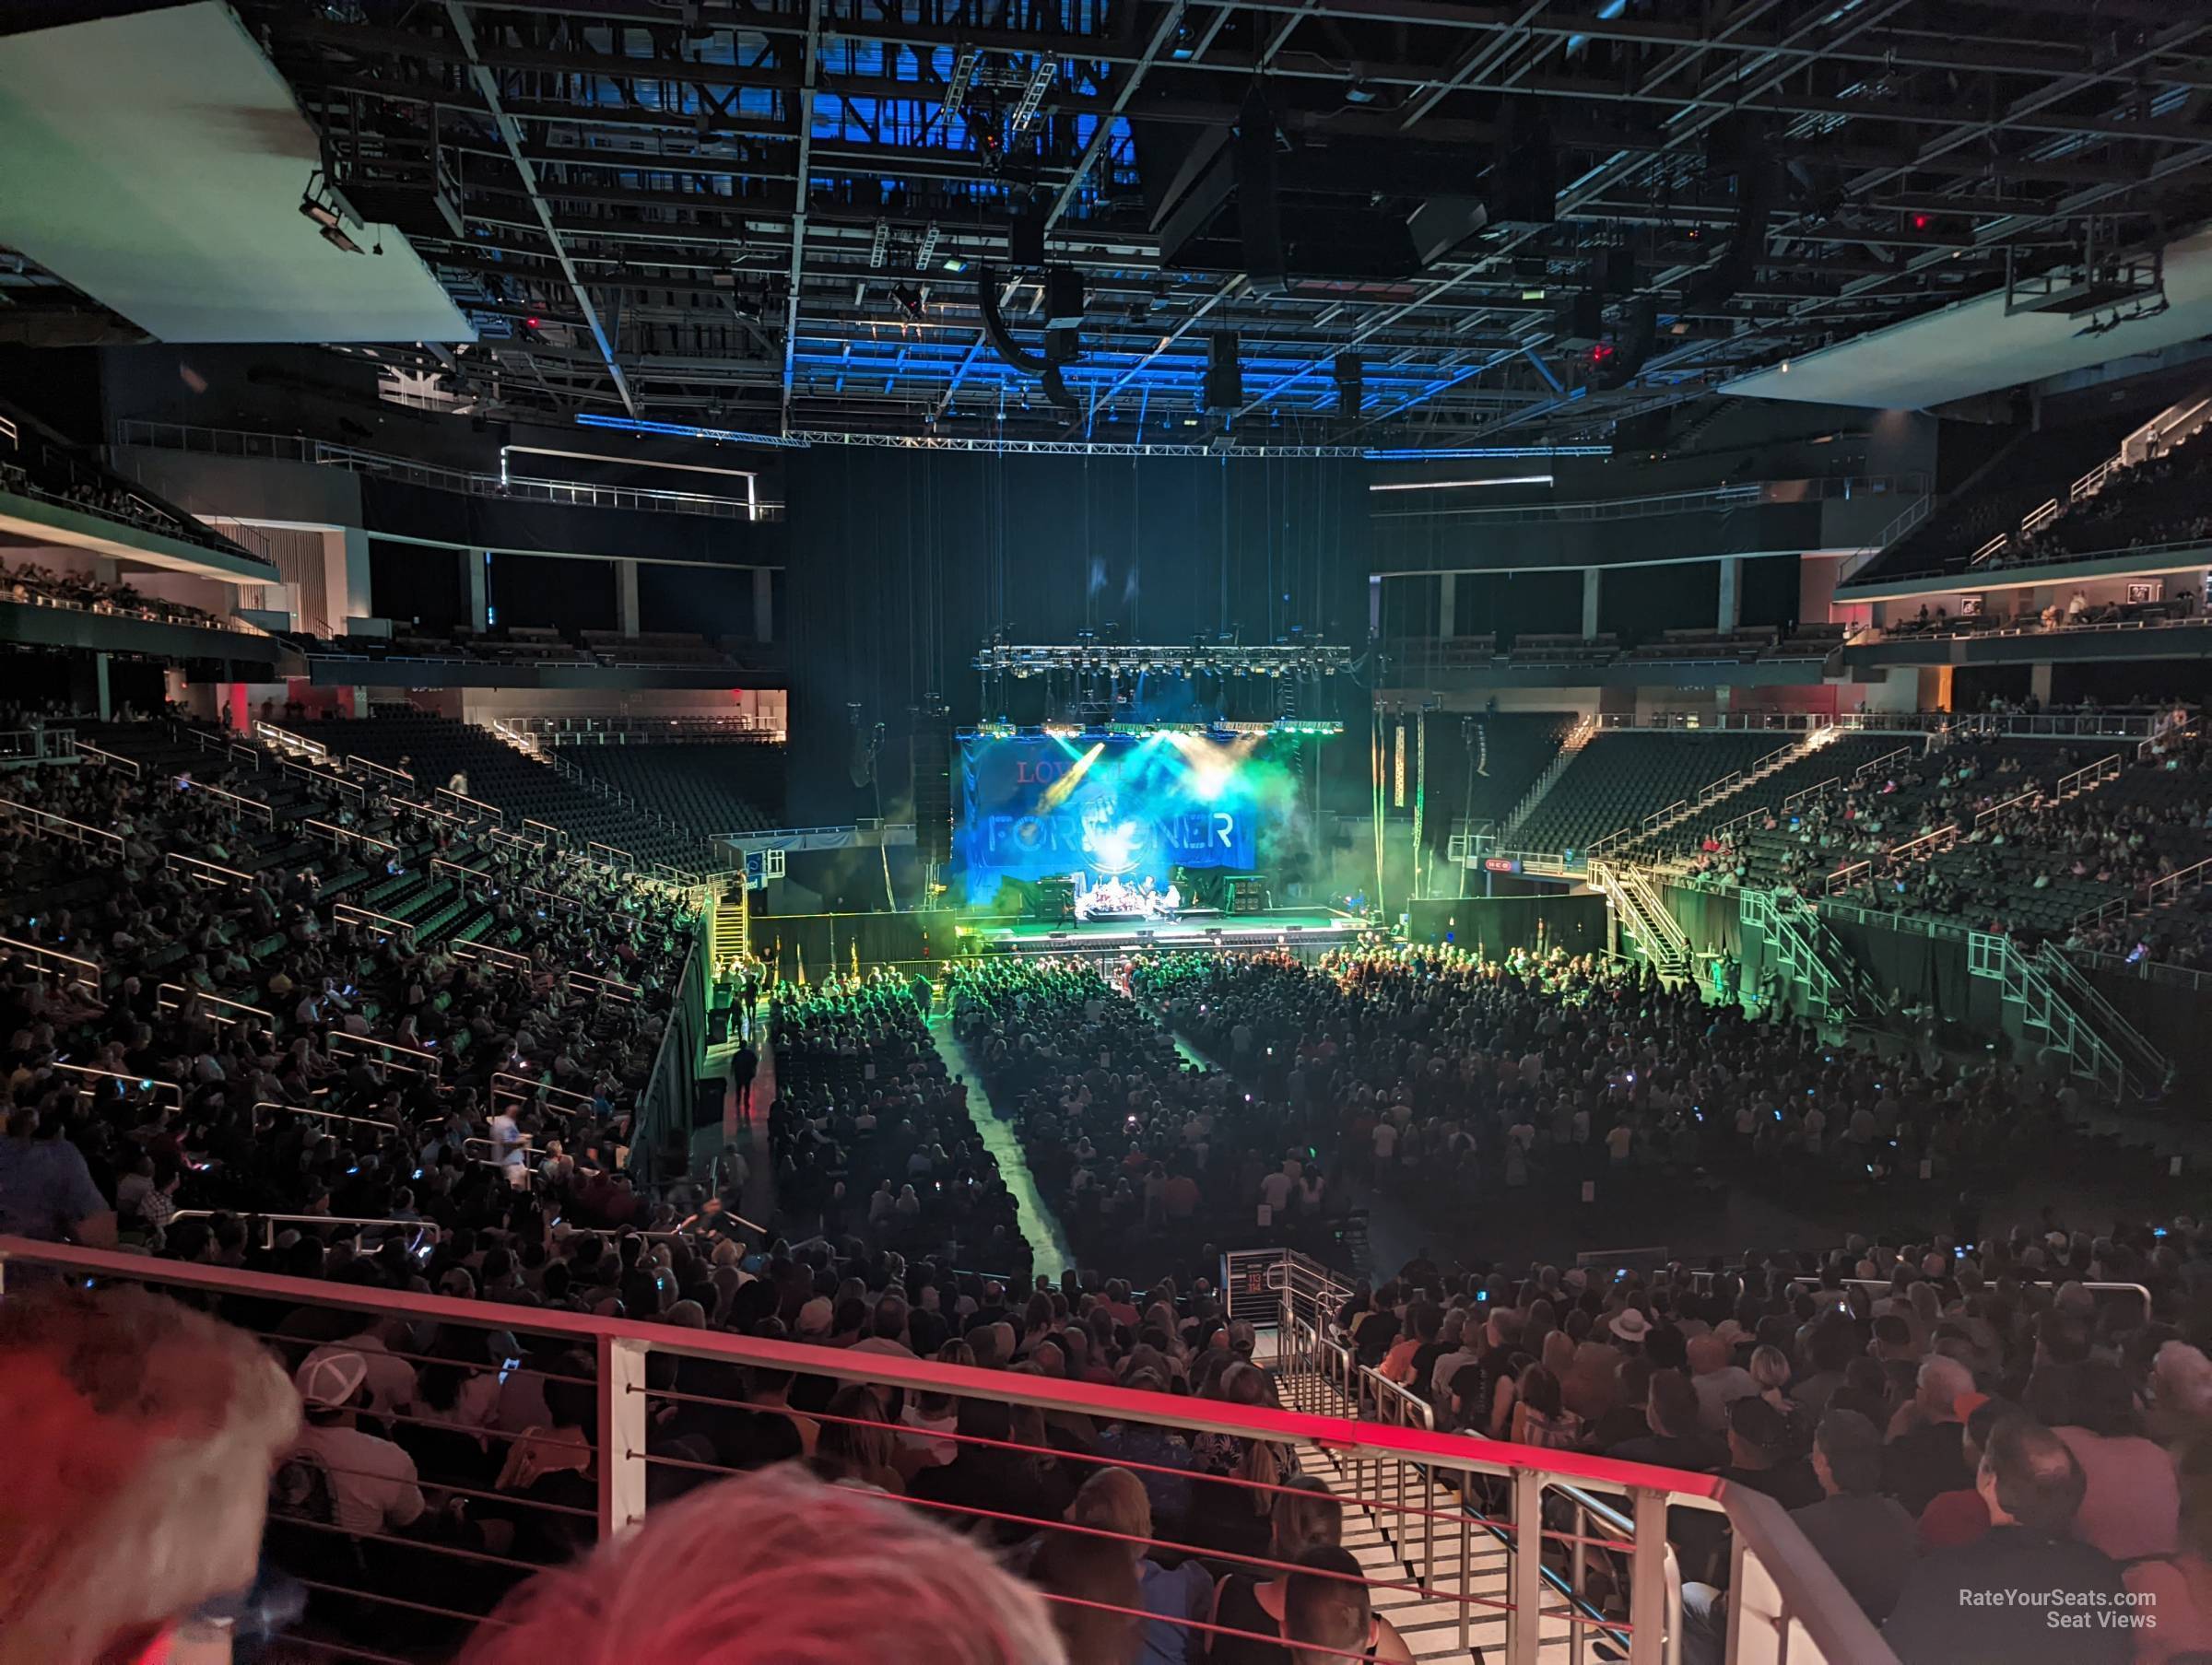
[112,420,785,522]
[0,1237,1892,1665]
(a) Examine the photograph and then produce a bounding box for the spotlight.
[891,282,926,320]
[299,196,341,231]
[320,222,366,256]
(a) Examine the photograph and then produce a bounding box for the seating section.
[1512,730,1777,853]
[1390,627,1841,674]
[564,741,787,836]
[306,714,723,872]
[300,626,777,674]
[2006,435,2212,565]
[1463,712,1576,827]
[1846,411,2142,586]
[1638,733,1909,861]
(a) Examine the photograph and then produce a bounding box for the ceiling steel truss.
[25,0,2203,447]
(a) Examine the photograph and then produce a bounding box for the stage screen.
[959,732,1276,905]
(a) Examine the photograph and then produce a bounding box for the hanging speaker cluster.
[1202,332,1242,411]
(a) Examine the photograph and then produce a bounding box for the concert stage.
[958,908,1366,958]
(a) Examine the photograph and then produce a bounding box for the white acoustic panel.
[0,3,474,345]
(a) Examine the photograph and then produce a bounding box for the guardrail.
[332,901,414,942]
[253,1101,403,1143]
[567,968,639,1005]
[0,933,102,990]
[0,794,125,855]
[181,776,276,827]
[0,1237,1897,1665]
[345,752,416,788]
[163,850,255,891]
[328,1030,439,1079]
[274,754,364,801]
[154,983,274,1031]
[302,817,396,855]
[253,720,330,761]
[51,1061,182,1111]
[434,785,507,825]
[74,738,139,777]
[453,937,534,976]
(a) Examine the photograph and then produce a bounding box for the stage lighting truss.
[972,641,1352,680]
[958,719,1343,742]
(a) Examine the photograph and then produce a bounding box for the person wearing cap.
[1717,1396,1819,1509]
[284,1350,428,1537]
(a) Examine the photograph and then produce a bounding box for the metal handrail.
[333,902,414,941]
[434,786,507,825]
[0,933,102,990]
[75,739,139,778]
[253,1101,403,1141]
[453,938,535,976]
[303,817,396,854]
[0,1238,1900,1665]
[155,984,275,1030]
[0,795,125,854]
[51,1061,182,1110]
[163,850,255,890]
[345,753,416,788]
[180,777,276,826]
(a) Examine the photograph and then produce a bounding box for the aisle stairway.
[1272,1358,1622,1662]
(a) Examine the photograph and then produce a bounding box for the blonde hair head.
[0,1285,300,1665]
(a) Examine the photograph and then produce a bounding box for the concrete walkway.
[929,1014,1074,1283]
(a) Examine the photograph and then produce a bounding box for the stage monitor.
[959,730,1291,906]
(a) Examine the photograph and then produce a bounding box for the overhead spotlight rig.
[299,168,377,256]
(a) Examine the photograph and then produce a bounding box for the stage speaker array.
[911,709,953,865]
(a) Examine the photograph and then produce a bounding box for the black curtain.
[368,540,463,632]
[782,448,1371,822]
[488,554,615,634]
[639,562,756,639]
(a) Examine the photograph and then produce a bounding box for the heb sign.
[1484,856,1523,874]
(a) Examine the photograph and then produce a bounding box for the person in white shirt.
[488,1108,528,1187]
[301,1316,418,1419]
[283,1352,427,1537]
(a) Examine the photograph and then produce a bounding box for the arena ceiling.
[6,0,2211,448]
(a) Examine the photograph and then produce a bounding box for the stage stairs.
[1590,857,1689,980]
[1738,888,1874,1030]
[1968,931,2145,1108]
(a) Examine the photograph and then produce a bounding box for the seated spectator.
[456,1466,1065,1665]
[1206,1477,1341,1661]
[1881,1414,2131,1664]
[1883,1355,1975,1516]
[2124,1434,2212,1665]
[1282,1545,1417,1664]
[279,1351,428,1538]
[1789,1411,1917,1624]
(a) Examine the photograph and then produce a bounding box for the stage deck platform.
[961,908,1365,957]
